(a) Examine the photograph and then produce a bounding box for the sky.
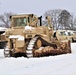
[0,0,76,16]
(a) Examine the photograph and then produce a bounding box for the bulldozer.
[0,27,7,49]
[3,14,71,58]
[55,30,76,42]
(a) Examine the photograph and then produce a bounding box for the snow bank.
[0,49,4,58]
[71,43,76,53]
[25,26,35,30]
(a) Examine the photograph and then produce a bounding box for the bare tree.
[0,12,16,28]
[70,16,76,30]
[43,9,62,30]
[58,10,71,30]
[69,14,74,30]
[73,17,76,29]
[69,13,76,30]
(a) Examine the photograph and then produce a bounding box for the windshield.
[13,17,27,26]
[59,32,66,36]
[59,31,73,36]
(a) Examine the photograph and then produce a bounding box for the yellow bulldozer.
[55,30,76,42]
[0,27,7,49]
[2,14,71,58]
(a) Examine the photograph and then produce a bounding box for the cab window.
[13,17,27,26]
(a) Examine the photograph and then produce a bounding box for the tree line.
[0,12,15,28]
[0,9,76,31]
[43,9,76,30]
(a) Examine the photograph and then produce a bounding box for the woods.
[43,9,76,30]
[0,12,15,28]
[0,9,76,30]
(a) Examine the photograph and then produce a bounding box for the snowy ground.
[0,43,76,75]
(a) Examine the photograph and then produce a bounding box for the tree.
[58,10,71,29]
[70,16,76,30]
[43,9,62,30]
[0,12,16,28]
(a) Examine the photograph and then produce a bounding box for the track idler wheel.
[35,39,42,49]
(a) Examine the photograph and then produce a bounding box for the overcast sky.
[0,0,76,16]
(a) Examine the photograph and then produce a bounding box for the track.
[26,36,38,58]
[26,36,57,58]
[3,36,57,58]
[4,46,10,57]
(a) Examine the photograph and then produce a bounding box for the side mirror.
[9,16,12,21]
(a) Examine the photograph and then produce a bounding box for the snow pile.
[0,49,4,58]
[9,35,20,39]
[25,26,35,30]
[9,35,24,41]
[38,47,44,50]
[17,36,24,41]
[71,43,76,53]
[0,27,7,31]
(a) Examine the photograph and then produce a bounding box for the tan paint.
[3,14,71,57]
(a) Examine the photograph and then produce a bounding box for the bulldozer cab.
[10,14,39,27]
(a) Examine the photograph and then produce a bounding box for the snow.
[0,43,76,75]
[9,35,24,40]
[71,43,76,53]
[17,36,24,41]
[0,27,7,31]
[9,35,21,39]
[25,26,35,30]
[38,47,44,50]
